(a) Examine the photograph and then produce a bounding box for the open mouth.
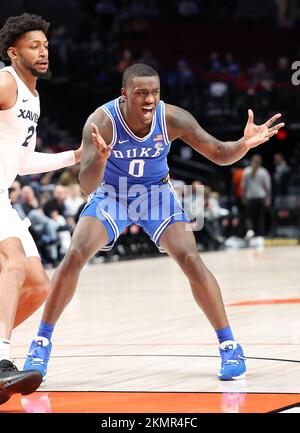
[36,61,48,68]
[141,106,154,119]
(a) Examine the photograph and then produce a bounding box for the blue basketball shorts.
[80,181,190,252]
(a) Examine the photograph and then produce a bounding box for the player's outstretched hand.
[243,109,285,149]
[91,122,111,161]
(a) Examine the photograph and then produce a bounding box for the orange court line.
[226,298,300,306]
[1,391,300,413]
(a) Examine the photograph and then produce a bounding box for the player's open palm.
[243,109,285,149]
[91,122,111,161]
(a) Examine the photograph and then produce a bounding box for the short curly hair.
[0,13,49,61]
[122,63,159,87]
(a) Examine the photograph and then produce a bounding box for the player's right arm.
[0,72,17,109]
[79,107,112,195]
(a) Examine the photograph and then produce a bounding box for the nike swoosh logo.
[118,139,129,144]
[23,99,29,103]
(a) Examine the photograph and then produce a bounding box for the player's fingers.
[265,113,282,128]
[268,122,285,133]
[91,122,99,134]
[268,130,280,138]
[92,132,102,149]
[248,109,254,123]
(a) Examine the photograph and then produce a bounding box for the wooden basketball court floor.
[2,245,300,413]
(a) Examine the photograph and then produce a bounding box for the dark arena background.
[0,0,300,420]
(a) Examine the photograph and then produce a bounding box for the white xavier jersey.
[0,66,40,189]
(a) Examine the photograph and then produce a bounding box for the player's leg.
[0,238,27,338]
[159,222,229,330]
[43,216,109,324]
[24,187,127,380]
[10,216,51,328]
[0,237,42,405]
[23,216,110,379]
[159,221,246,380]
[13,257,51,328]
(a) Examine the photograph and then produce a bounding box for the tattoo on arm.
[81,109,111,164]
[79,108,112,194]
[166,104,247,165]
[167,104,222,161]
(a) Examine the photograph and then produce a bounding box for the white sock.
[0,338,10,361]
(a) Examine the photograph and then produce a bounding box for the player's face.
[10,30,50,79]
[123,76,160,125]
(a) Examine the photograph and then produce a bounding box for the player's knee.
[176,250,197,266]
[24,279,50,304]
[2,255,27,279]
[63,247,87,270]
[37,278,51,301]
[177,251,203,276]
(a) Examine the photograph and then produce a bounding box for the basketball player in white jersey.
[0,13,82,404]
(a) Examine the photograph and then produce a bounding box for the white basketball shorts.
[0,191,39,257]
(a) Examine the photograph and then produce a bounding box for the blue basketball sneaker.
[218,340,246,381]
[23,337,52,381]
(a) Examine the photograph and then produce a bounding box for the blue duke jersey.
[81,96,190,252]
[100,97,170,187]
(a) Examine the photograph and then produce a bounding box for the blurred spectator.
[49,26,70,81]
[229,160,250,237]
[231,160,247,210]
[273,56,291,82]
[250,62,274,92]
[137,49,160,71]
[177,0,200,16]
[241,155,272,236]
[184,179,203,223]
[65,184,84,217]
[44,185,70,219]
[275,0,300,28]
[206,81,230,116]
[95,0,118,17]
[58,164,80,186]
[237,0,277,22]
[185,182,227,250]
[20,185,60,265]
[39,170,57,191]
[177,59,194,86]
[21,185,40,215]
[9,181,26,220]
[117,49,135,74]
[202,186,228,249]
[272,152,290,197]
[207,52,224,73]
[273,56,293,113]
[176,58,195,102]
[43,185,73,256]
[224,53,241,77]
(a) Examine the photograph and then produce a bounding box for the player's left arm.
[166,104,285,165]
[18,144,81,176]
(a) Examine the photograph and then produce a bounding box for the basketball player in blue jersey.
[0,13,83,404]
[24,64,284,382]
